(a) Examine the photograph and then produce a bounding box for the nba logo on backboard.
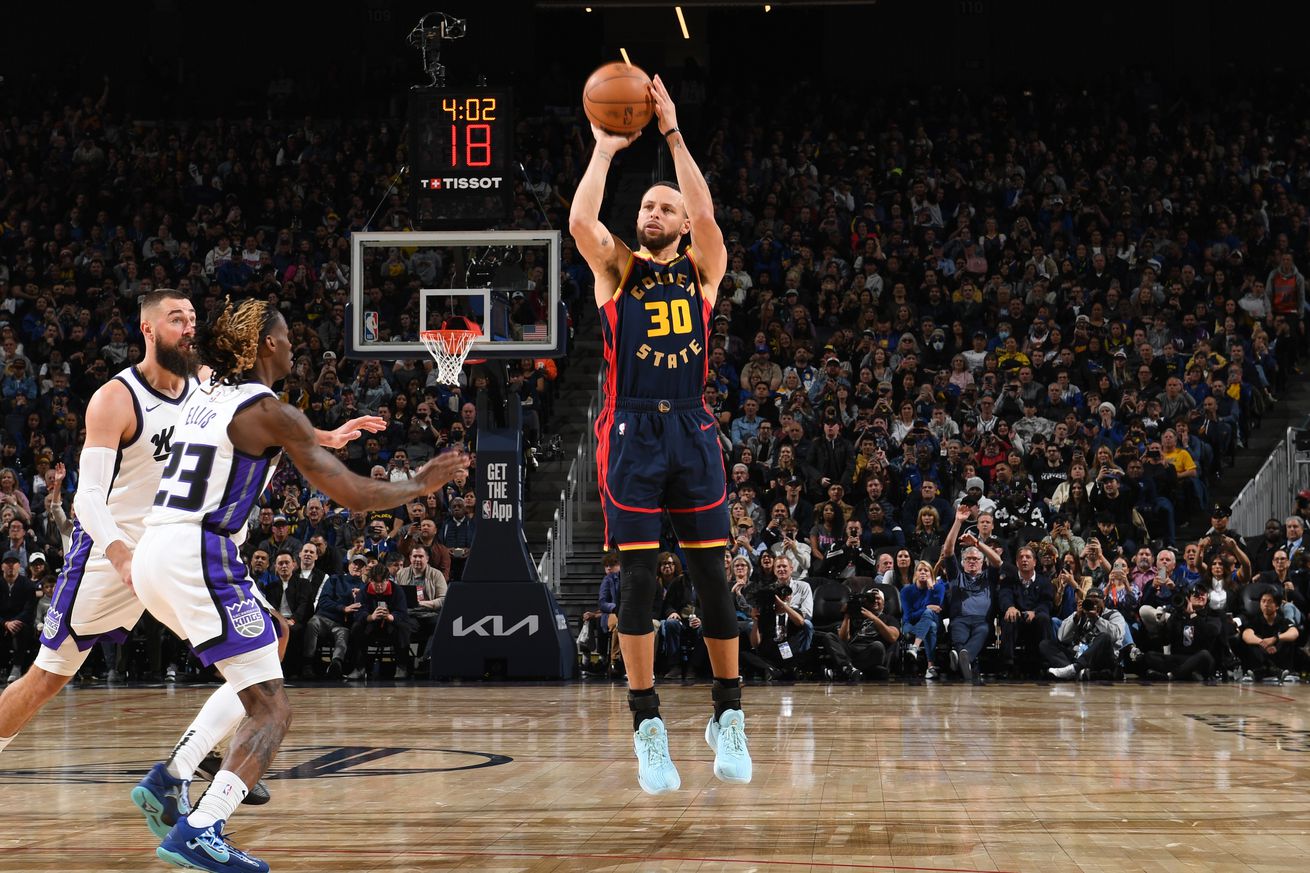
[364,310,379,343]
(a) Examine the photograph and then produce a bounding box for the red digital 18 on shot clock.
[409,89,514,228]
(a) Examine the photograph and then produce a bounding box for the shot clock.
[409,89,514,228]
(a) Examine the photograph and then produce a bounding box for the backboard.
[346,230,564,360]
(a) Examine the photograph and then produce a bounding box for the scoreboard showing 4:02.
[409,89,514,229]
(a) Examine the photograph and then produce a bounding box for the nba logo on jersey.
[226,598,267,638]
[364,310,379,343]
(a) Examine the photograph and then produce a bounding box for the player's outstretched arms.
[315,414,386,449]
[235,398,468,512]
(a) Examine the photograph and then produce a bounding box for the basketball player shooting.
[569,73,751,794]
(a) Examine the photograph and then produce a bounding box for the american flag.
[521,323,549,342]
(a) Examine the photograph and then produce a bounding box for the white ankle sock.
[189,770,248,828]
[0,734,14,754]
[166,683,245,781]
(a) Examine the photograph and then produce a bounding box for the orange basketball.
[582,62,655,135]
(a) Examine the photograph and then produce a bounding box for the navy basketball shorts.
[595,396,730,551]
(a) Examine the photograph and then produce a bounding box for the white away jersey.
[145,381,282,538]
[93,366,199,553]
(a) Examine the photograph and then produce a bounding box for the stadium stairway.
[1197,371,1310,539]
[521,306,607,631]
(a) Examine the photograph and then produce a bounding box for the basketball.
[582,61,655,135]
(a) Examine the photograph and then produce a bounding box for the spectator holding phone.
[768,517,812,580]
[347,560,414,680]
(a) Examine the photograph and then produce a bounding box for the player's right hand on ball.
[590,123,639,152]
[414,449,470,494]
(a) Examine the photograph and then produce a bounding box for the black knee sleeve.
[682,547,738,640]
[616,549,659,636]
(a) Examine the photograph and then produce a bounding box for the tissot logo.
[452,615,540,637]
[419,176,504,190]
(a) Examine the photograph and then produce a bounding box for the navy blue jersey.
[599,249,712,402]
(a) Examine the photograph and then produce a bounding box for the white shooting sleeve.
[72,446,129,551]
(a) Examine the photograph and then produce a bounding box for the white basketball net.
[420,330,478,386]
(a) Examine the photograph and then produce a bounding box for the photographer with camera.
[746,554,813,676]
[940,507,1003,685]
[813,586,900,682]
[1041,589,1127,680]
[1123,585,1218,681]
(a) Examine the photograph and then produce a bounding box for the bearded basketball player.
[132,298,467,871]
[0,289,385,838]
[569,74,751,794]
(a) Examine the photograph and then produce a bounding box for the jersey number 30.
[645,299,693,337]
[153,442,217,511]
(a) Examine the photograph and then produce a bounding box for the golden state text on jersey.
[599,248,712,401]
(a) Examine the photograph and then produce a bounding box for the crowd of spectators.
[3,71,1310,686]
[578,74,1310,686]
[0,78,566,683]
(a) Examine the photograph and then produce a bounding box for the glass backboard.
[346,230,562,360]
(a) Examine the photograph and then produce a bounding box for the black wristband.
[662,126,680,138]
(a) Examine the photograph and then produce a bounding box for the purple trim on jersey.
[192,529,277,667]
[202,452,270,535]
[39,520,129,651]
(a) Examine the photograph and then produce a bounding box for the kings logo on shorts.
[42,607,62,641]
[226,598,266,638]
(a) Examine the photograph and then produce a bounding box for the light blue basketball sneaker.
[156,816,269,872]
[130,762,190,840]
[633,717,680,795]
[705,709,752,784]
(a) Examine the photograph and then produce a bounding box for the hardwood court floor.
[2,679,1309,873]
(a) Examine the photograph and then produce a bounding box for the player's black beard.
[637,226,681,253]
[156,342,198,379]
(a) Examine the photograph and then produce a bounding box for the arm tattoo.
[600,234,611,248]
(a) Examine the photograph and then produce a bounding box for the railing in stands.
[535,371,602,594]
[1230,428,1310,537]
